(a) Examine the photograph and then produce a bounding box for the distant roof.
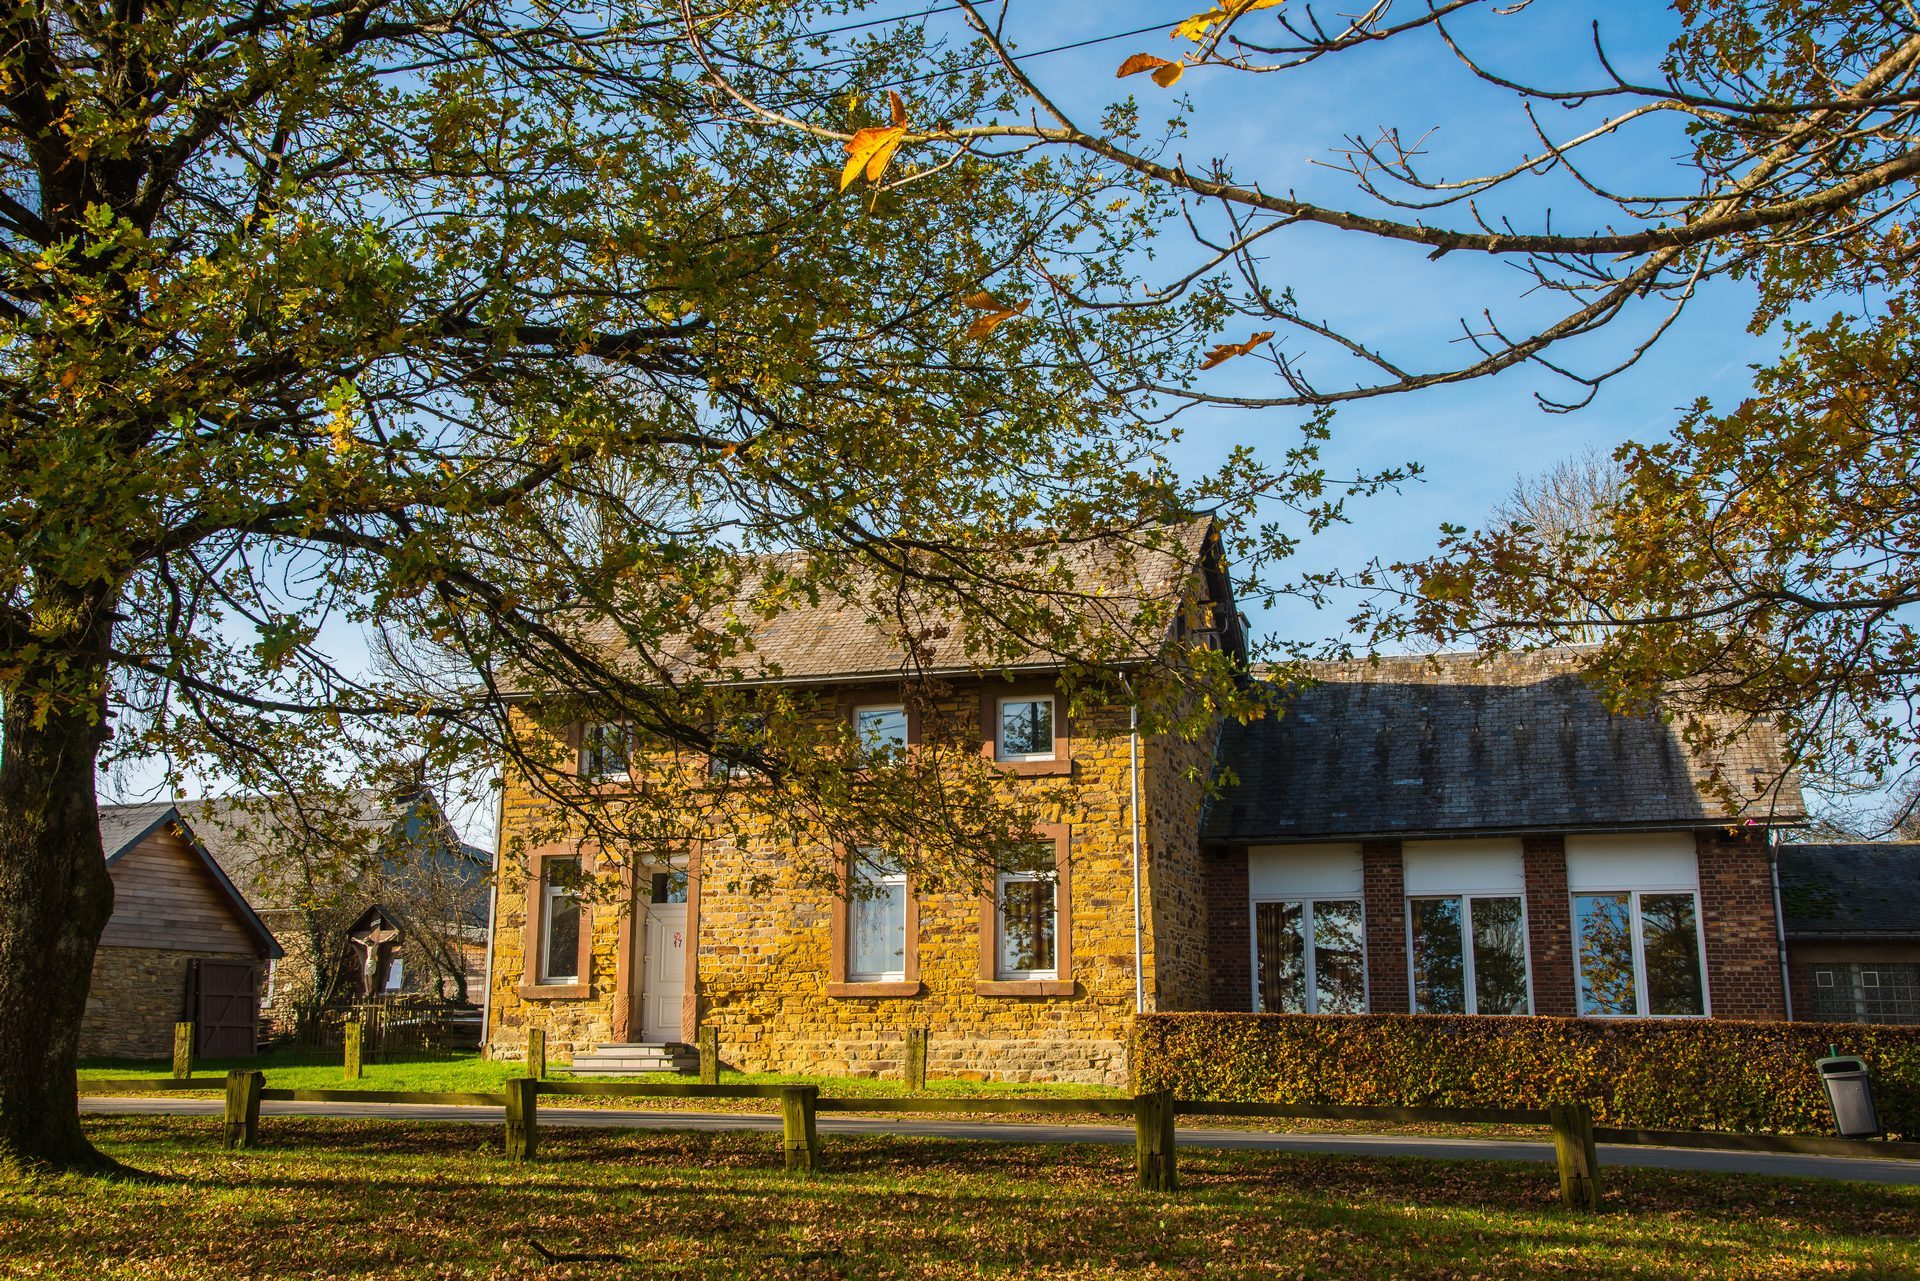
[96,803,283,958]
[1203,648,1805,844]
[1778,844,1920,939]
[558,517,1239,689]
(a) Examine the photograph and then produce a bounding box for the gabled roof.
[564,516,1240,688]
[1204,648,1805,844]
[97,803,283,958]
[1778,843,1920,939]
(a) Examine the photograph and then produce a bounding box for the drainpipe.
[1129,701,1145,1015]
[477,773,506,1058]
[1768,827,1794,1022]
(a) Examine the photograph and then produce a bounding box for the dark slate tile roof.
[98,801,179,858]
[563,517,1228,687]
[1778,843,1920,938]
[1204,649,1804,843]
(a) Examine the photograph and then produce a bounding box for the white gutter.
[477,771,506,1058]
[1769,827,1794,1022]
[1129,700,1145,1015]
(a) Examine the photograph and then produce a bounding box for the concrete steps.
[567,1042,698,1075]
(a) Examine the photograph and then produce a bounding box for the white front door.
[641,904,688,1043]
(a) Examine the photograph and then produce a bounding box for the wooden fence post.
[698,1025,719,1085]
[1549,1102,1603,1212]
[223,1069,263,1149]
[527,1027,546,1080]
[904,1028,928,1093]
[343,1020,364,1080]
[505,1078,539,1161]
[172,1022,194,1080]
[780,1085,820,1172]
[1133,1090,1178,1192]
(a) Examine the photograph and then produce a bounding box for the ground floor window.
[1809,963,1920,1025]
[996,843,1058,980]
[1573,890,1706,1017]
[1253,898,1365,1013]
[1408,895,1530,1014]
[848,850,908,983]
[539,856,583,984]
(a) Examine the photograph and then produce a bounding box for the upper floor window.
[1573,889,1706,1017]
[847,850,908,982]
[995,843,1059,979]
[1408,895,1530,1015]
[996,696,1055,762]
[579,721,635,780]
[539,856,584,984]
[854,704,909,758]
[710,714,765,780]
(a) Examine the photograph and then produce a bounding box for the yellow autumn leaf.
[888,89,907,128]
[961,290,1008,310]
[1198,330,1275,370]
[963,298,1029,340]
[1172,0,1285,45]
[841,125,906,191]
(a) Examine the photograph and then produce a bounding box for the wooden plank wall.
[101,825,259,955]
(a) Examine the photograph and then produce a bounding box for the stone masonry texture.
[80,946,195,1059]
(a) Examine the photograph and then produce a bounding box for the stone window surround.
[980,680,1072,777]
[827,842,922,998]
[977,822,1074,997]
[519,847,594,1000]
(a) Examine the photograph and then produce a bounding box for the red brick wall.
[1361,839,1407,1014]
[1696,828,1787,1020]
[1203,847,1250,1010]
[1522,835,1576,1017]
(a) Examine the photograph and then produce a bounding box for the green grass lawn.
[3,1116,1914,1278]
[76,1050,1119,1099]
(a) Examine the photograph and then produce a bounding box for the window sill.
[518,982,590,1000]
[826,981,923,999]
[975,979,1075,998]
[988,758,1072,778]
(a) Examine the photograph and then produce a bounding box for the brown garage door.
[189,958,259,1058]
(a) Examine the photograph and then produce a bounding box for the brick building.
[483,528,1806,1084]
[1777,843,1920,1025]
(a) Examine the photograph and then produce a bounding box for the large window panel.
[1254,898,1363,1014]
[995,842,1058,979]
[1410,894,1530,1015]
[539,857,583,984]
[848,851,907,982]
[1574,893,1637,1016]
[1641,893,1706,1016]
[1470,896,1531,1015]
[1575,889,1706,1017]
[1409,898,1467,1014]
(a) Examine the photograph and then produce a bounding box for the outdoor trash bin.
[1816,1054,1882,1138]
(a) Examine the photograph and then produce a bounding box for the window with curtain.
[1408,895,1530,1015]
[996,842,1058,978]
[1574,890,1706,1017]
[848,849,908,982]
[1254,899,1364,1013]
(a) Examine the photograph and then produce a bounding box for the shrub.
[1131,1013,1920,1138]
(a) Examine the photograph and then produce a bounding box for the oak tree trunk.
[0,626,118,1172]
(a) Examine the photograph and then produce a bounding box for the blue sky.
[947,0,1779,644]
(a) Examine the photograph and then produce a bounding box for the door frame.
[622,859,693,1042]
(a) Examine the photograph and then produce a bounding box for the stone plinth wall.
[80,946,198,1059]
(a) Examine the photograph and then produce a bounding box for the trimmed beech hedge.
[1132,1013,1920,1138]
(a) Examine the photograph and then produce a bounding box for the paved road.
[82,1095,1920,1184]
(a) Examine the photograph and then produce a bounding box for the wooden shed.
[82,803,282,1060]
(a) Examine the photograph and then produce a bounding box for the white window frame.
[1404,893,1534,1016]
[995,868,1060,980]
[847,852,909,983]
[1247,896,1368,1014]
[995,695,1057,762]
[1571,887,1711,1019]
[538,859,582,984]
[579,720,633,781]
[383,956,405,992]
[853,703,909,757]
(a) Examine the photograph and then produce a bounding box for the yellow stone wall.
[486,679,1220,1086]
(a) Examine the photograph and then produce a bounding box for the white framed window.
[847,849,908,982]
[1407,895,1531,1015]
[995,843,1058,979]
[539,856,583,984]
[579,721,635,780]
[995,696,1055,761]
[1572,889,1707,1017]
[854,704,909,758]
[1251,898,1366,1014]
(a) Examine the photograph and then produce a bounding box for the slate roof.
[1778,844,1920,939]
[1203,648,1805,844]
[562,517,1234,688]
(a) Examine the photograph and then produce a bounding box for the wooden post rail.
[697,1026,719,1086]
[780,1085,820,1172]
[527,1028,546,1080]
[222,1069,263,1149]
[1549,1102,1603,1212]
[343,1021,364,1081]
[904,1028,928,1093]
[172,1022,194,1080]
[1134,1090,1177,1192]
[505,1078,538,1161]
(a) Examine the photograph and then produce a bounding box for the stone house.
[483,529,1808,1085]
[84,804,282,1059]
[1777,843,1920,1025]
